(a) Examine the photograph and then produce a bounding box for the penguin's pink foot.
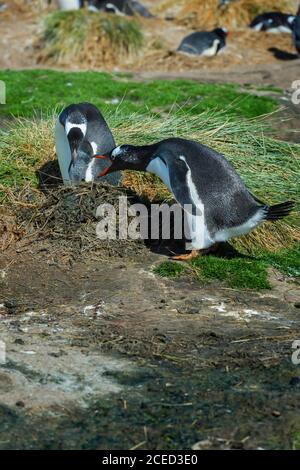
[171,244,220,261]
[171,250,200,261]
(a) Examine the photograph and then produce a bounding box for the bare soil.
[0,189,300,449]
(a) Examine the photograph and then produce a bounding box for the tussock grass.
[158,0,296,29]
[0,110,299,254]
[37,10,144,66]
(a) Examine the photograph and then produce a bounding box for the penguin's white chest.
[180,156,212,250]
[202,39,221,56]
[55,120,72,185]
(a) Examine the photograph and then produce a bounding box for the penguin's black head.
[67,127,85,163]
[213,27,229,39]
[94,144,148,177]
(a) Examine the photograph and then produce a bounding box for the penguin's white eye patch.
[112,146,122,157]
[65,122,87,137]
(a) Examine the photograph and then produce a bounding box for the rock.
[14,338,25,345]
[15,401,25,408]
[0,371,14,393]
[289,376,300,387]
[192,439,213,450]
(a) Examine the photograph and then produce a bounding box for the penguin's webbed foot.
[171,250,199,261]
[171,244,220,261]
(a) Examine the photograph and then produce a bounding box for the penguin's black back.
[250,12,295,30]
[293,9,300,54]
[156,138,258,234]
[88,0,153,16]
[177,30,226,55]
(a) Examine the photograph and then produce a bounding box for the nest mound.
[16,184,147,261]
[36,10,144,67]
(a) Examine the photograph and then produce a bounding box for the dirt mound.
[15,184,147,261]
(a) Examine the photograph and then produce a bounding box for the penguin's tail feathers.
[262,200,295,221]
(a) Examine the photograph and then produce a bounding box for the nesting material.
[161,0,296,29]
[16,184,147,260]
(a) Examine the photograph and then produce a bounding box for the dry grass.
[36,10,144,67]
[0,110,299,254]
[158,0,296,29]
[3,0,51,16]
[133,29,295,72]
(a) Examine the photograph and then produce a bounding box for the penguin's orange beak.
[94,154,112,177]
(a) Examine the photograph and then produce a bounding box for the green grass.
[0,69,278,120]
[293,432,300,450]
[260,245,300,277]
[154,245,300,290]
[154,261,185,278]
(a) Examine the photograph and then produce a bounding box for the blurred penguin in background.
[293,4,300,55]
[88,0,154,17]
[55,0,84,10]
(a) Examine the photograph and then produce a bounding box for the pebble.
[289,376,300,387]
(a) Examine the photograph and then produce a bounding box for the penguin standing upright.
[55,103,121,185]
[177,28,228,57]
[94,138,294,260]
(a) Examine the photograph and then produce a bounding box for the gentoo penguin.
[94,138,294,260]
[218,0,231,6]
[293,6,300,55]
[88,0,153,17]
[55,102,121,185]
[250,12,295,33]
[177,29,228,57]
[56,0,84,11]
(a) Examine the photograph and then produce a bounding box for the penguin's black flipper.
[158,150,197,215]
